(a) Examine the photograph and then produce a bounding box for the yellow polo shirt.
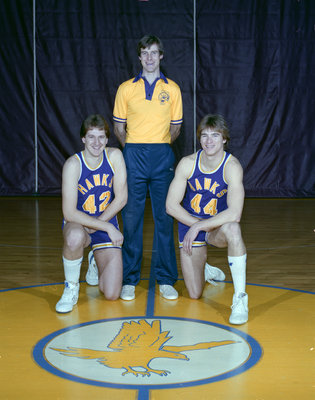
[113,72,183,144]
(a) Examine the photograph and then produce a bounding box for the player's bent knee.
[187,287,203,300]
[64,228,86,251]
[189,293,201,300]
[99,282,120,300]
[103,291,120,301]
[222,221,242,238]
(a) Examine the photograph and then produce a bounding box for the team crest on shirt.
[159,90,170,104]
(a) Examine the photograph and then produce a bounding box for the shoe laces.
[122,285,134,293]
[61,282,78,300]
[231,294,247,311]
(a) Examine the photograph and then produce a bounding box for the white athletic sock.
[62,256,83,284]
[228,254,247,295]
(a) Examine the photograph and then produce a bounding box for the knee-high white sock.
[63,256,83,284]
[228,254,247,295]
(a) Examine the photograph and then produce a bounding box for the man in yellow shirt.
[113,35,183,300]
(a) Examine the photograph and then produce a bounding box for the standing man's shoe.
[120,285,135,300]
[159,285,178,300]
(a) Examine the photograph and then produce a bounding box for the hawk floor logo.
[33,317,262,389]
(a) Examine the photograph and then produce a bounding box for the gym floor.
[1,197,314,400]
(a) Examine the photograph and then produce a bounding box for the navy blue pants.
[122,143,178,286]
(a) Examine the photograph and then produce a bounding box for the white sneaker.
[229,292,248,325]
[159,285,178,300]
[120,285,135,301]
[86,250,98,286]
[205,263,225,285]
[56,281,80,313]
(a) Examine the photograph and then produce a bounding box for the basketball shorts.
[178,221,207,249]
[89,216,121,250]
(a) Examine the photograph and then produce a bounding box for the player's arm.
[62,156,122,244]
[113,82,128,147]
[97,148,127,222]
[182,157,244,253]
[113,122,127,147]
[166,155,201,226]
[169,83,182,143]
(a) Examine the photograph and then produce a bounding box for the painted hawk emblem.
[51,319,236,377]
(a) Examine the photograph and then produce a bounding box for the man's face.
[139,43,163,74]
[200,128,226,156]
[82,128,108,157]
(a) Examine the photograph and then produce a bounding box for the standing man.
[113,35,182,300]
[166,114,248,324]
[56,114,127,313]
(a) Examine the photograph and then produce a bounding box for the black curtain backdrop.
[0,0,314,197]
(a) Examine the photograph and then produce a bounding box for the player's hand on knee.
[107,226,124,246]
[183,226,198,255]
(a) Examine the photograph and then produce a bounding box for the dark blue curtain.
[0,0,314,196]
[197,0,315,197]
[0,0,35,193]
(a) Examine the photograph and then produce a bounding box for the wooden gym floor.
[1,197,314,400]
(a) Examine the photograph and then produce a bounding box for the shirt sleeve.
[170,84,183,125]
[113,83,127,123]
